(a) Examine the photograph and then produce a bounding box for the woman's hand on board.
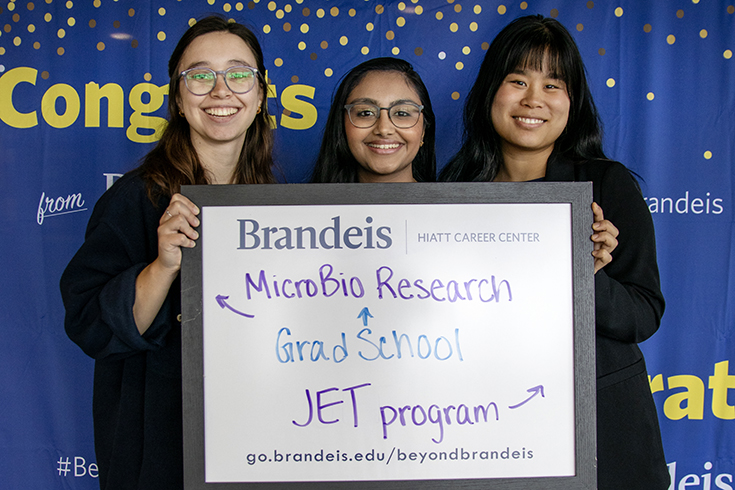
[157,193,201,272]
[591,202,619,274]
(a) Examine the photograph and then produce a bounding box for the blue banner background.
[1,0,733,488]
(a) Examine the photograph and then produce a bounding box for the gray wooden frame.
[181,182,596,490]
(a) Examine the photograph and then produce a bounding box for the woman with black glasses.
[311,57,436,183]
[60,15,276,489]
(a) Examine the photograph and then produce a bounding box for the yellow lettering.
[85,82,124,128]
[266,72,277,129]
[126,82,168,143]
[41,83,81,129]
[664,375,705,420]
[0,66,38,128]
[709,360,735,419]
[649,374,664,393]
[280,84,317,130]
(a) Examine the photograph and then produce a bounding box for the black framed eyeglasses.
[344,101,424,129]
[179,65,259,96]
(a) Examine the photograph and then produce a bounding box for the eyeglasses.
[344,101,424,129]
[179,65,259,96]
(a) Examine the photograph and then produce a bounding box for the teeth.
[205,107,238,117]
[368,143,401,149]
[515,117,545,124]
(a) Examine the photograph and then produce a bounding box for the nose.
[210,73,232,98]
[373,108,395,135]
[521,83,543,108]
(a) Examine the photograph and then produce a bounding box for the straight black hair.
[440,15,607,182]
[311,57,436,183]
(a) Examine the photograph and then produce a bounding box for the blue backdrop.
[1,0,733,488]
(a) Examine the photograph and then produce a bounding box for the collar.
[542,151,577,182]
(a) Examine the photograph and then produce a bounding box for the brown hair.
[140,15,275,202]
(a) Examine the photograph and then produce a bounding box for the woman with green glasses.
[311,57,436,183]
[60,15,276,489]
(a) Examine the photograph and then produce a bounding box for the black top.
[545,154,669,490]
[60,169,183,490]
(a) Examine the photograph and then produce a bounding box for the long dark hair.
[141,15,275,201]
[440,15,606,182]
[311,57,436,183]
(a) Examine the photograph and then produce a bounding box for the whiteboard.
[181,182,596,490]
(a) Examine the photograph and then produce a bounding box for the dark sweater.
[60,169,183,489]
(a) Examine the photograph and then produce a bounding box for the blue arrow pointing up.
[357,307,373,326]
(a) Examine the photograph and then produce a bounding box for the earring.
[420,140,424,147]
[257,106,262,114]
[179,110,185,117]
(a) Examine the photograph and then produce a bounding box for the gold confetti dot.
[361,46,369,55]
[57,46,64,55]
[89,19,96,27]
[667,34,675,44]
[319,40,327,49]
[207,0,214,4]
[520,1,528,9]
[67,17,75,26]
[300,23,309,33]
[128,8,134,17]
[157,31,166,41]
[302,7,310,16]
[263,24,271,33]
[397,16,405,27]
[27,23,35,32]
[188,18,196,27]
[598,48,606,55]
[13,36,21,46]
[455,61,464,70]
[462,45,470,55]
[724,49,733,59]
[392,46,400,55]
[144,73,152,81]
[470,21,478,31]
[349,8,356,16]
[676,9,684,18]
[66,0,73,8]
[454,4,461,12]
[27,2,35,11]
[451,91,460,100]
[728,5,735,14]
[692,0,699,4]
[339,35,348,46]
[298,41,306,50]
[414,47,423,56]
[577,23,583,31]
[699,29,707,38]
[236,3,244,11]
[13,13,20,22]
[3,24,10,33]
[97,41,105,50]
[324,68,333,77]
[375,5,384,14]
[498,5,507,15]
[366,22,374,31]
[310,52,317,60]
[131,39,138,48]
[644,23,652,33]
[41,70,49,79]
[291,75,299,83]
[606,78,616,87]
[587,1,594,8]
[316,8,325,18]
[474,4,481,14]
[415,6,423,14]
[276,9,284,19]
[436,12,443,20]
[57,28,65,38]
[158,7,166,15]
[450,22,458,32]
[615,7,623,17]
[481,41,489,50]
[267,1,276,11]
[704,151,712,159]
[33,41,40,49]
[45,13,52,21]
[646,92,654,101]
[398,1,406,9]
[282,23,290,32]
[550,8,559,17]
[386,30,394,40]
[274,58,283,67]
[93,0,101,6]
[224,4,232,13]
[330,6,338,16]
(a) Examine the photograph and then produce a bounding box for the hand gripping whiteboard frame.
[181,182,596,490]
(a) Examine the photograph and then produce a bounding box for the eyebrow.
[508,68,565,81]
[183,59,254,70]
[347,97,421,106]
